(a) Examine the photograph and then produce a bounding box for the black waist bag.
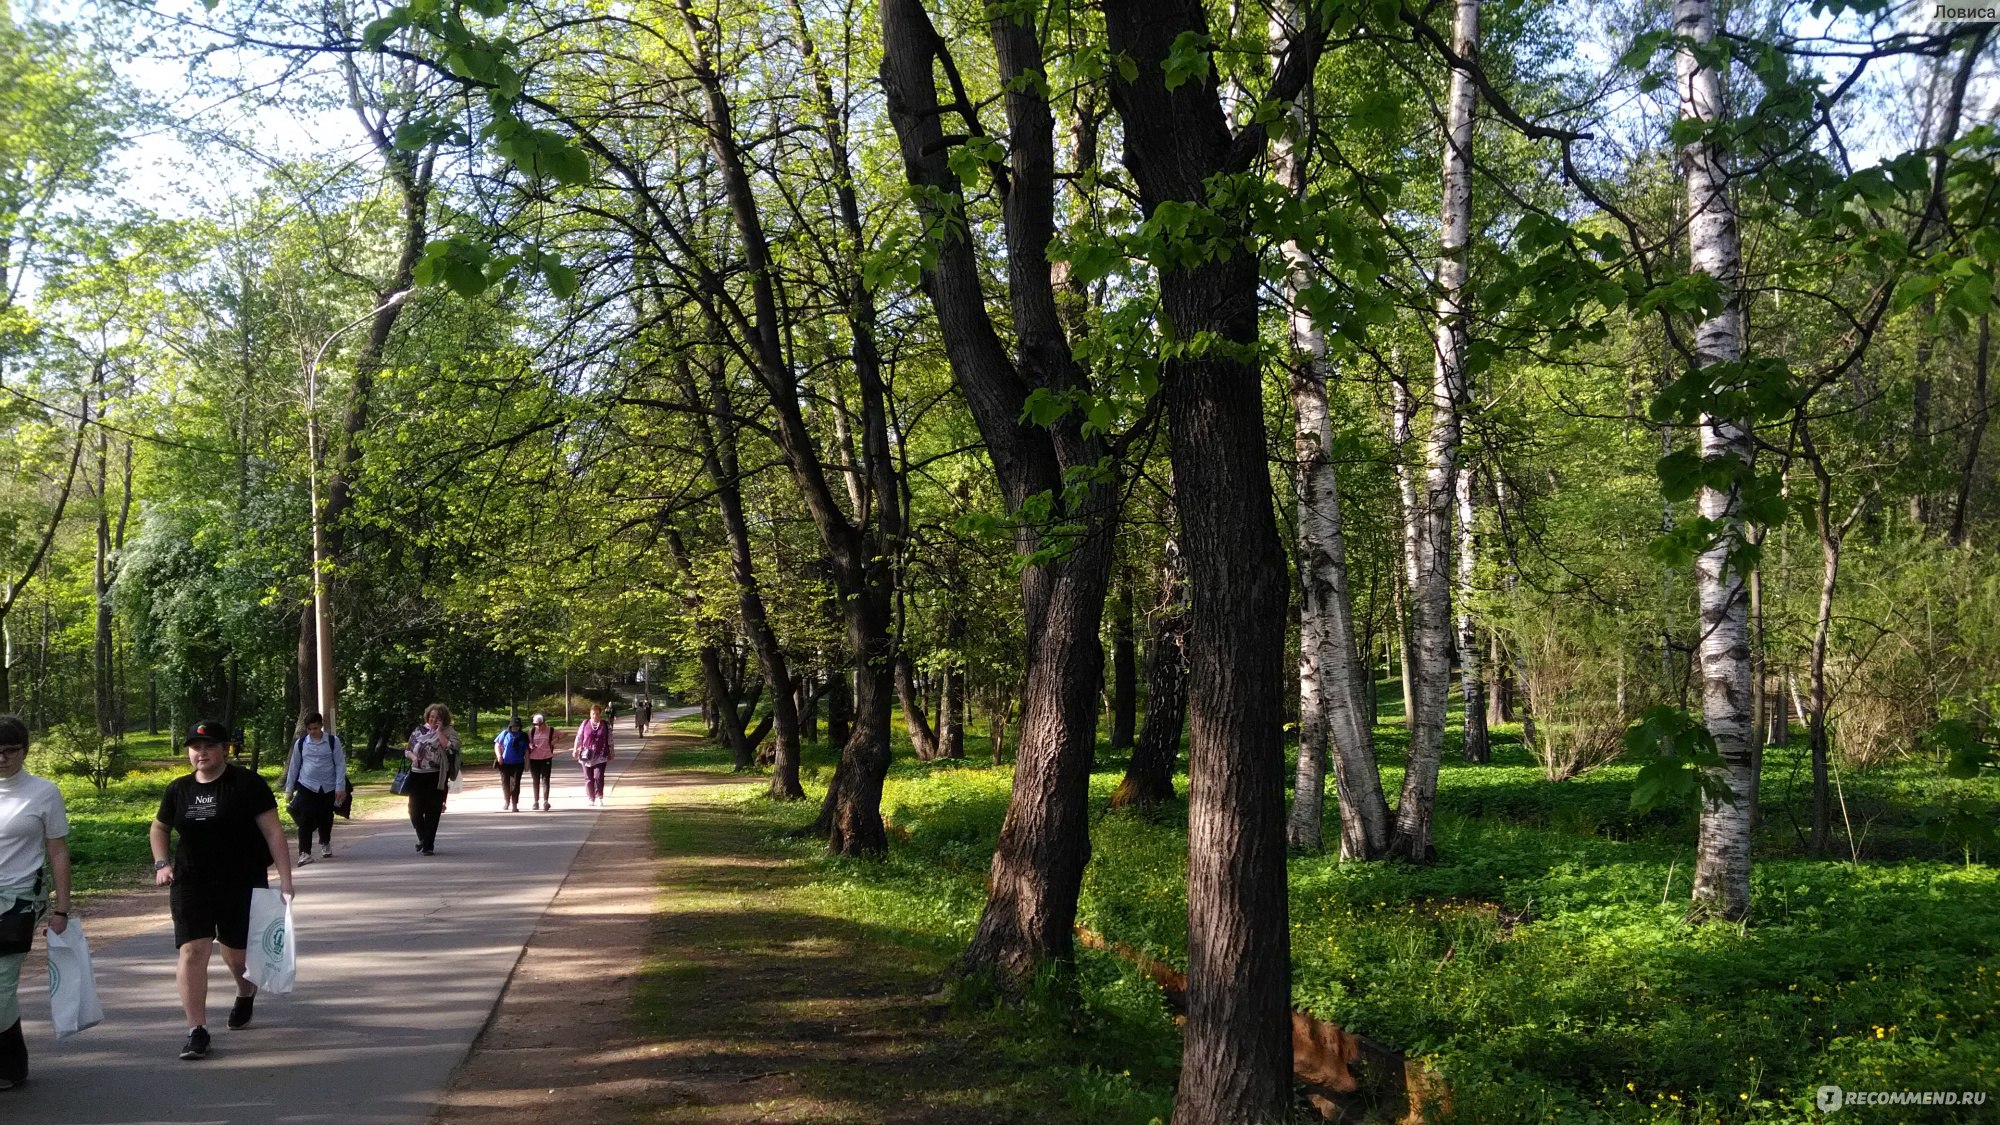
[0,874,41,955]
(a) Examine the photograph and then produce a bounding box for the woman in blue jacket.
[493,718,529,812]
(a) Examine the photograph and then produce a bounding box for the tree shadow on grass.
[629,802,1168,1125]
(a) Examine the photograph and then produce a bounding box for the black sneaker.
[180,1027,211,1060]
[227,994,255,1029]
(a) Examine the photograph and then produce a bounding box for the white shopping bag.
[45,921,104,1039]
[244,888,296,995]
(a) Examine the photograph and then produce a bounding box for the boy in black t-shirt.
[149,721,295,1060]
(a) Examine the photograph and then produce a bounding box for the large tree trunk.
[1677,0,1758,923]
[827,669,852,749]
[895,653,940,759]
[1108,570,1136,751]
[1101,0,1315,1111]
[940,666,965,760]
[1113,540,1190,808]
[1391,0,1478,863]
[878,0,1118,984]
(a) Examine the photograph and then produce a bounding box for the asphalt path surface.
[10,709,688,1125]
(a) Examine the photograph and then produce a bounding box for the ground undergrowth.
[670,715,1999,1124]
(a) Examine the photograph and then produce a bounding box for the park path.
[8,709,690,1125]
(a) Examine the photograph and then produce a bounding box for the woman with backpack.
[280,712,348,863]
[492,717,529,812]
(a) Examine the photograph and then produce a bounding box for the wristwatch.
[153,860,170,871]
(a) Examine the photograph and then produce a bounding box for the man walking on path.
[151,720,295,1060]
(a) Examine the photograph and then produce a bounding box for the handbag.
[333,785,353,819]
[0,898,34,957]
[390,768,413,795]
[244,888,295,995]
[45,920,104,1038]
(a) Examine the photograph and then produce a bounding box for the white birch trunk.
[1676,0,1757,921]
[1274,0,1390,860]
[1456,453,1488,761]
[1392,0,1477,861]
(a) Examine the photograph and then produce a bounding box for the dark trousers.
[0,1018,24,1083]
[582,762,607,800]
[406,771,447,849]
[498,762,525,808]
[528,758,553,803]
[290,787,336,853]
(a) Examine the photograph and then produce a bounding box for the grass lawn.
[664,711,1999,1124]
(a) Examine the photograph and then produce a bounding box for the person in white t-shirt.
[0,713,71,1090]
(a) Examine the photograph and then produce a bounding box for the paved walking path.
[9,709,690,1125]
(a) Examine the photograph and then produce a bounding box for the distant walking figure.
[493,718,528,812]
[572,705,613,806]
[634,696,653,737]
[526,714,557,811]
[0,714,70,1089]
[150,720,294,1061]
[405,704,462,855]
[281,712,348,863]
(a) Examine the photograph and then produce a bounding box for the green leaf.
[1161,31,1212,92]
[541,260,580,299]
[362,12,411,50]
[541,143,590,186]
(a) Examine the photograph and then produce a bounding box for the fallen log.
[1074,926,1451,1122]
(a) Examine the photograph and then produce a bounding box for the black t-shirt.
[156,764,277,887]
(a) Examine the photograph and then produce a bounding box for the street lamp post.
[303,289,412,739]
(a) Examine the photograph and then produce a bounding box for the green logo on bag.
[262,920,286,960]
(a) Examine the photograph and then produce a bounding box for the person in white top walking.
[0,713,71,1090]
[280,712,349,864]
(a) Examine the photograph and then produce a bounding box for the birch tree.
[1391,0,1480,863]
[1675,0,1757,922]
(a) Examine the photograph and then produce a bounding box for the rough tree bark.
[1100,0,1321,1111]
[879,0,1117,984]
[1677,0,1758,923]
[1392,0,1479,862]
[895,653,941,759]
[1109,570,1136,752]
[1113,539,1190,808]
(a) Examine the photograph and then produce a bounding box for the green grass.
[665,715,1999,1123]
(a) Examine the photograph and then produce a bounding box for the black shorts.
[170,880,262,949]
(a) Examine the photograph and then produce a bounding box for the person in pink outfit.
[571,705,614,805]
[525,714,558,811]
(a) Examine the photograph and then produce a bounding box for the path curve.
[9,709,689,1125]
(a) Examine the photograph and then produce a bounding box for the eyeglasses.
[0,745,26,757]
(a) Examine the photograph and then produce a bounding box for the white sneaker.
[321,846,332,859]
[297,853,315,866]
